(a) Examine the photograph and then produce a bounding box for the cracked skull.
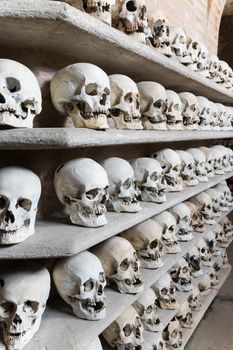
[170,203,193,241]
[153,272,178,310]
[165,90,183,130]
[176,150,198,187]
[179,92,199,130]
[169,257,193,292]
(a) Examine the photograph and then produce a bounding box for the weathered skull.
[170,203,193,241]
[188,288,202,311]
[199,147,215,177]
[223,107,233,130]
[153,211,181,254]
[50,63,110,129]
[196,238,212,267]
[0,59,42,128]
[213,145,232,172]
[215,181,233,207]
[176,302,193,328]
[137,82,167,130]
[191,192,215,225]
[189,42,208,72]
[147,13,172,56]
[93,236,144,294]
[185,246,203,277]
[213,224,228,248]
[209,147,225,175]
[204,230,219,257]
[186,148,208,182]
[205,188,222,216]
[179,92,199,130]
[184,201,205,232]
[198,274,211,295]
[153,273,178,310]
[0,263,50,350]
[131,157,166,203]
[208,267,219,288]
[169,257,193,292]
[53,251,106,320]
[162,319,183,349]
[112,0,148,42]
[165,90,183,130]
[169,26,192,64]
[0,167,41,245]
[133,288,163,332]
[102,305,144,349]
[197,96,212,130]
[121,219,164,269]
[109,74,142,129]
[219,216,233,237]
[152,149,183,192]
[176,150,198,187]
[210,102,220,130]
[218,60,233,88]
[206,54,220,82]
[101,157,141,213]
[221,248,229,266]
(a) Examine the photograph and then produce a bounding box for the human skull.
[153,211,181,254]
[137,82,167,130]
[223,106,233,130]
[0,263,50,350]
[176,302,193,328]
[0,167,41,245]
[109,74,142,129]
[0,59,42,128]
[176,150,198,187]
[215,181,233,207]
[165,90,183,130]
[213,224,228,248]
[205,188,222,216]
[215,104,227,129]
[152,149,183,192]
[153,273,178,310]
[101,157,141,213]
[170,203,193,241]
[133,288,163,332]
[179,92,199,130]
[219,216,233,237]
[131,157,166,203]
[191,192,215,225]
[208,267,219,288]
[198,274,211,295]
[121,219,164,269]
[218,60,232,88]
[169,257,193,292]
[209,147,225,175]
[162,319,183,349]
[188,288,202,311]
[147,13,172,56]
[93,236,144,294]
[54,158,109,228]
[185,246,203,277]
[149,333,166,350]
[199,147,215,177]
[221,248,229,266]
[197,96,212,130]
[186,148,208,182]
[196,238,213,266]
[213,145,232,172]
[50,63,110,129]
[53,251,106,320]
[102,305,144,349]
[206,54,220,82]
[189,42,208,72]
[184,201,205,232]
[210,102,220,130]
[169,26,192,64]
[213,254,224,273]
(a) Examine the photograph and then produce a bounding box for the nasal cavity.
[13,314,22,325]
[0,93,6,104]
[4,210,15,224]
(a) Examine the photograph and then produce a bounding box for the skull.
[131,157,166,203]
[189,42,208,72]
[185,246,203,277]
[210,102,220,130]
[153,273,178,310]
[0,59,42,128]
[152,149,183,192]
[198,274,211,295]
[213,254,224,273]
[218,60,232,88]
[53,251,106,320]
[169,26,192,64]
[121,219,164,269]
[54,158,109,228]
[102,305,144,349]
[169,257,193,292]
[191,192,215,225]
[50,63,110,129]
[199,147,215,177]
[147,13,172,56]
[196,238,212,266]
[208,267,219,288]
[184,201,205,232]
[223,107,233,130]
[219,216,233,237]
[101,157,141,213]
[162,319,183,349]
[149,333,166,350]
[221,248,229,266]
[209,147,225,175]
[205,188,222,216]
[213,224,228,248]
[176,150,198,187]
[215,181,233,207]
[186,148,208,182]
[179,92,199,130]
[109,74,142,129]
[0,263,50,350]
[176,302,193,328]
[153,211,181,254]
[165,90,183,130]
[133,288,163,332]
[197,96,212,130]
[213,145,232,172]
[215,103,226,129]
[137,82,167,130]
[0,167,41,245]
[93,236,144,294]
[204,230,220,258]
[188,288,202,311]
[206,54,220,82]
[170,203,193,241]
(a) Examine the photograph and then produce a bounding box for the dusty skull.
[197,96,212,130]
[93,236,144,294]
[131,157,166,203]
[50,63,110,129]
[54,158,109,228]
[203,230,219,256]
[152,149,183,192]
[199,147,215,177]
[169,257,193,292]
[0,167,41,245]
[53,251,106,320]
[187,148,208,182]
[153,211,181,254]
[184,201,205,232]
[165,90,183,130]
[137,82,167,130]
[133,288,163,332]
[188,288,202,311]
[0,263,50,350]
[102,305,144,349]
[219,216,233,238]
[170,203,193,241]
[163,319,183,349]
[191,192,215,225]
[169,26,192,64]
[153,273,178,310]
[147,13,172,56]
[101,157,141,213]
[196,238,212,267]
[224,106,233,129]
[213,224,228,248]
[176,150,198,187]
[176,302,193,328]
[215,103,227,129]
[210,102,220,130]
[179,92,199,130]
[0,59,42,128]
[185,246,203,277]
[109,74,142,129]
[206,54,220,82]
[121,219,164,269]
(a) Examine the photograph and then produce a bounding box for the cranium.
[188,288,202,311]
[54,158,109,228]
[179,92,199,130]
[185,246,203,277]
[169,257,193,292]
[196,238,212,266]
[131,157,166,203]
[221,248,229,266]
[170,203,193,241]
[121,219,164,269]
[109,74,142,129]
[210,102,220,130]
[176,302,193,328]
[197,96,212,130]
[205,188,223,215]
[215,103,227,129]
[0,59,42,128]
[198,274,211,295]
[189,42,208,72]
[214,145,232,172]
[184,201,205,232]
[153,273,178,310]
[149,333,166,350]
[93,236,144,294]
[169,26,192,64]
[147,12,172,56]
[186,148,208,182]
[101,157,141,213]
[223,107,233,130]
[191,192,215,225]
[162,319,183,349]
[218,60,232,88]
[176,150,198,187]
[137,82,167,130]
[206,54,220,82]
[208,267,219,288]
[215,181,233,207]
[213,224,228,248]
[219,216,233,237]
[199,147,215,177]
[53,251,106,320]
[213,254,224,273]
[165,90,183,130]
[209,147,225,175]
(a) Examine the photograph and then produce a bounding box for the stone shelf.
[0,128,233,150]
[0,1,233,104]
[1,171,232,260]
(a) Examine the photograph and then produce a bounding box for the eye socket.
[120,258,130,271]
[123,178,132,189]
[6,77,21,93]
[150,239,158,249]
[111,108,121,117]
[85,83,98,96]
[123,323,132,337]
[0,196,7,210]
[125,93,134,104]
[17,198,32,212]
[182,266,188,273]
[83,279,94,292]
[171,330,178,338]
[23,300,39,313]
[135,316,141,327]
[174,103,180,111]
[86,189,99,200]
[0,301,15,317]
[146,305,153,314]
[126,0,137,12]
[201,248,206,253]
[161,287,168,295]
[154,101,162,109]
[150,172,158,182]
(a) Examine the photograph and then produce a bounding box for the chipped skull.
[153,273,178,310]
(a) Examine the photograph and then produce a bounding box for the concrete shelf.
[0,1,233,104]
